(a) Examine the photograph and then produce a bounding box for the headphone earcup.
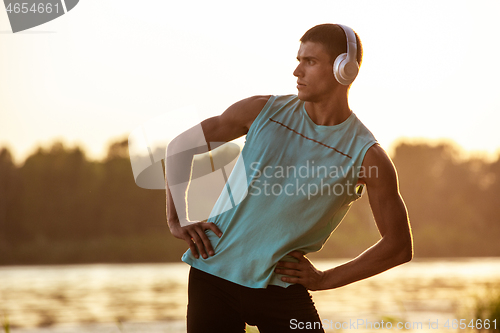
[333,52,359,86]
[333,53,348,85]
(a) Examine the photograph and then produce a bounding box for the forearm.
[165,173,223,258]
[321,234,412,290]
[165,123,210,227]
[165,179,184,231]
[165,152,190,228]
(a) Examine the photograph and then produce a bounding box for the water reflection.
[1,258,499,333]
[1,263,189,330]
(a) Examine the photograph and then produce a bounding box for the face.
[293,41,338,102]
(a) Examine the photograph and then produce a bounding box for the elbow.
[385,232,413,267]
[401,245,413,264]
[397,236,414,265]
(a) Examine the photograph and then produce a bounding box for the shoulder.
[244,95,273,115]
[358,144,398,187]
[201,95,272,143]
[240,95,272,108]
[363,144,390,166]
[225,95,272,129]
[239,95,273,109]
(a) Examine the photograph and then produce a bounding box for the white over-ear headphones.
[333,24,359,86]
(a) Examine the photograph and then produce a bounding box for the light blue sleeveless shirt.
[182,95,377,288]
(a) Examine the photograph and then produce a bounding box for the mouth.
[297,82,306,89]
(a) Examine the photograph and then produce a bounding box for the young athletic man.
[165,24,413,332]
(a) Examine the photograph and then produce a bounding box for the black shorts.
[187,267,325,333]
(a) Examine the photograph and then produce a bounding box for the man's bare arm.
[166,95,271,259]
[275,144,413,290]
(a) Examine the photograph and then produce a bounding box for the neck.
[304,88,352,126]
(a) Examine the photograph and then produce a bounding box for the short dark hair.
[300,23,363,67]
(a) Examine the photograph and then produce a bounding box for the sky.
[1,0,499,164]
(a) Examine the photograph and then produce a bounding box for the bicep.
[362,145,410,238]
[201,95,271,144]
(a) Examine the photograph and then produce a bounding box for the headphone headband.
[333,24,359,85]
[337,24,357,66]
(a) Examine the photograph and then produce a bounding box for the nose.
[293,62,302,78]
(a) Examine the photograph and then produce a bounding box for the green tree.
[392,141,499,257]
[0,148,24,243]
[18,142,99,242]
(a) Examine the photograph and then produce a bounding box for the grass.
[2,314,10,333]
[471,286,500,332]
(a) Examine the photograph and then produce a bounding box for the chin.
[297,91,311,101]
[297,92,317,102]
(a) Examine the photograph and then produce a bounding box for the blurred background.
[1,0,499,332]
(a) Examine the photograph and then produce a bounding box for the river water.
[1,258,499,332]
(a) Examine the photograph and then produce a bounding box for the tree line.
[0,138,499,265]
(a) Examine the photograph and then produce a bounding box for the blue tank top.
[182,95,377,288]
